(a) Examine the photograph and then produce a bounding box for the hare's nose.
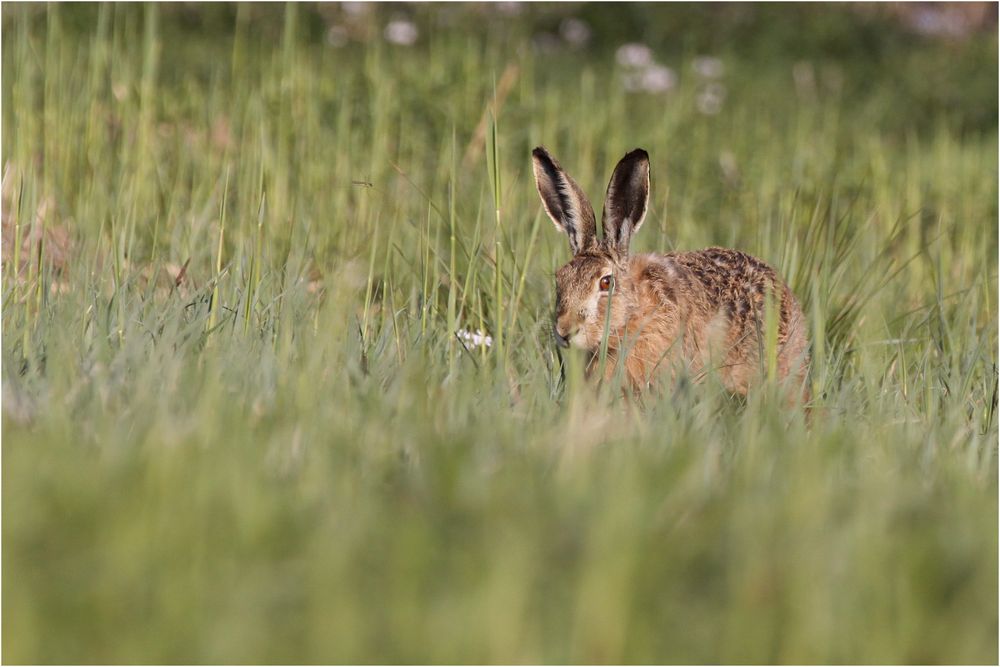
[553,322,570,348]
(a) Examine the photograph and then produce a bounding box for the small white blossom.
[559,18,592,46]
[692,56,724,79]
[640,64,677,93]
[719,150,739,184]
[616,43,654,69]
[456,329,493,350]
[326,25,349,47]
[911,7,971,38]
[496,2,523,16]
[696,82,727,115]
[341,2,370,17]
[384,19,418,46]
[623,64,676,94]
[616,43,677,95]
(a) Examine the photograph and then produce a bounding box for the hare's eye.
[599,274,613,291]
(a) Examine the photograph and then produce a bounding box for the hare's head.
[532,146,650,349]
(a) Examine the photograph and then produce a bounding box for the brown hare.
[532,146,810,404]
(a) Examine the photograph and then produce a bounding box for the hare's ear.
[532,147,597,255]
[602,148,650,255]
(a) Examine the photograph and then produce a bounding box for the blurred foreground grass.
[2,3,997,663]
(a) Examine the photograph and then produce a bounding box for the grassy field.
[2,3,997,663]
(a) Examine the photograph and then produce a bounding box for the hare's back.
[667,247,805,350]
[667,247,808,396]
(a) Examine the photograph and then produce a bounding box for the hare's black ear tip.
[627,148,650,161]
[533,146,560,171]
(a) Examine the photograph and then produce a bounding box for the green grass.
[2,3,997,663]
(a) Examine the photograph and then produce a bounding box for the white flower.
[559,18,591,46]
[692,56,724,79]
[696,82,727,115]
[623,64,676,94]
[326,25,349,47]
[718,150,739,184]
[640,64,676,93]
[616,43,654,69]
[456,329,493,350]
[384,19,418,46]
[616,43,677,95]
[495,2,523,16]
[341,2,370,17]
[911,7,969,38]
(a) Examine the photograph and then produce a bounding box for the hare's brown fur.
[560,248,809,399]
[536,146,810,404]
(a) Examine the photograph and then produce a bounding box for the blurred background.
[2,3,997,664]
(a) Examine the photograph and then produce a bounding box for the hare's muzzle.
[553,322,570,348]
